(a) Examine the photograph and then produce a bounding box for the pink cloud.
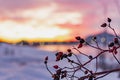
[0,0,120,41]
[0,16,31,23]
[0,0,52,12]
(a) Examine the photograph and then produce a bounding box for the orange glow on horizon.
[0,3,83,43]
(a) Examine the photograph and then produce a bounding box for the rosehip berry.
[44,61,47,64]
[62,71,67,77]
[62,70,67,74]
[55,52,59,56]
[53,65,59,69]
[56,55,61,61]
[107,18,111,22]
[89,55,93,59]
[80,39,85,43]
[114,50,118,54]
[112,46,117,50]
[67,49,71,52]
[61,75,65,79]
[114,38,119,44]
[101,23,107,27]
[92,36,97,40]
[56,69,61,75]
[108,42,114,47]
[75,36,81,40]
[84,71,88,74]
[52,74,57,78]
[58,52,63,56]
[45,56,48,61]
[68,53,72,57]
[78,43,83,48]
[88,76,93,80]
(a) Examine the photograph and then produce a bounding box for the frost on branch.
[44,18,120,80]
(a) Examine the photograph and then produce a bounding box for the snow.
[0,43,52,80]
[0,43,120,80]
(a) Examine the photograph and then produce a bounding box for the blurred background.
[0,0,120,80]
[0,0,120,43]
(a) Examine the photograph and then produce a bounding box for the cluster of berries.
[101,18,111,27]
[44,18,120,80]
[55,49,73,61]
[75,36,85,48]
[52,66,67,80]
[108,38,119,54]
[44,56,48,64]
[44,56,67,80]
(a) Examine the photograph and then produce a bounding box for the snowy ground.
[0,43,119,80]
[0,43,53,80]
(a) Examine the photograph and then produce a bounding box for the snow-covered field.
[0,43,53,80]
[0,43,119,80]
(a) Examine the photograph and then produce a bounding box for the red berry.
[114,38,118,41]
[45,56,48,61]
[61,70,67,78]
[112,46,117,50]
[89,55,93,59]
[55,52,59,56]
[53,65,59,69]
[114,50,118,55]
[92,36,97,40]
[68,53,72,57]
[108,42,114,47]
[114,38,119,44]
[88,76,93,80]
[78,43,83,48]
[58,52,63,56]
[75,36,81,40]
[56,52,63,61]
[107,18,111,22]
[101,23,107,27]
[44,61,47,64]
[56,69,61,75]
[52,74,57,78]
[84,71,88,74]
[67,49,71,52]
[80,38,85,43]
[56,55,61,61]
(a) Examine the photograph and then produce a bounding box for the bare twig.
[45,18,120,80]
[112,53,120,65]
[79,68,120,80]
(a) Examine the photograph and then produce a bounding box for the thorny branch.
[79,68,120,80]
[45,18,120,80]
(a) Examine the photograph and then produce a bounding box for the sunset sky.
[0,0,120,43]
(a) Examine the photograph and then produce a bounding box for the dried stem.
[79,68,120,80]
[45,63,53,75]
[45,18,120,80]
[113,53,120,65]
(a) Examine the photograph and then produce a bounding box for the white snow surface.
[0,43,119,80]
[0,43,52,80]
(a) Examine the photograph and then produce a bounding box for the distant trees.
[16,40,29,46]
[16,40,40,47]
